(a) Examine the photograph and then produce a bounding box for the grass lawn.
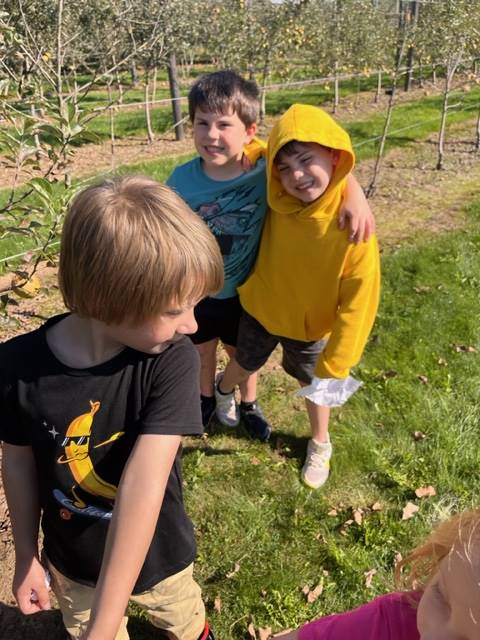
[139,200,480,639]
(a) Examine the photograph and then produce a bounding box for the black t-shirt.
[0,314,203,593]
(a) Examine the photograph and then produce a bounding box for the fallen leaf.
[453,344,477,353]
[413,431,426,441]
[417,375,428,384]
[226,562,240,578]
[413,285,430,293]
[415,485,436,498]
[364,568,377,588]
[214,596,222,613]
[251,456,261,465]
[307,583,323,603]
[302,584,310,595]
[437,358,448,366]
[394,552,403,567]
[371,501,383,511]
[344,519,354,526]
[327,508,338,516]
[402,502,419,520]
[248,622,257,639]
[353,509,363,525]
[259,627,272,640]
[381,369,398,379]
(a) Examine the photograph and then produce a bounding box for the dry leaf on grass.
[302,582,323,603]
[417,375,429,384]
[415,485,436,498]
[364,568,377,588]
[394,552,403,567]
[371,501,383,511]
[453,344,477,353]
[353,509,363,525]
[327,508,338,516]
[413,431,426,441]
[214,596,222,613]
[226,562,241,578]
[437,358,448,366]
[259,627,272,640]
[402,502,419,520]
[251,456,261,465]
[248,622,257,638]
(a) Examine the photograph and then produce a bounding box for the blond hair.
[396,509,480,591]
[59,176,223,324]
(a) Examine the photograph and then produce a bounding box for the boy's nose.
[292,167,304,180]
[179,310,198,335]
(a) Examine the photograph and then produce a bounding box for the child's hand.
[13,557,51,614]
[338,204,376,243]
[339,174,376,243]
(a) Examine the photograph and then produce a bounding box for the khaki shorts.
[45,557,205,640]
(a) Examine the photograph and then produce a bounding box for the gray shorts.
[235,311,326,384]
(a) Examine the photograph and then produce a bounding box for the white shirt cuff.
[295,375,362,407]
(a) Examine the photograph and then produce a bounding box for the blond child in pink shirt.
[276,509,480,640]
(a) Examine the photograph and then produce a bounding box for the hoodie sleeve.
[314,236,380,379]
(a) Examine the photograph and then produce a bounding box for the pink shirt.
[299,592,420,640]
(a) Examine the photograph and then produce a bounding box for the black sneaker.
[200,395,216,428]
[240,401,272,441]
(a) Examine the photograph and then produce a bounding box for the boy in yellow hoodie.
[216,103,380,488]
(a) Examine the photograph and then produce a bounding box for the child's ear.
[246,122,257,141]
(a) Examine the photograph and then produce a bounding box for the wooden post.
[167,53,184,142]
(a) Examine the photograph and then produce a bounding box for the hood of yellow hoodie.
[267,104,355,217]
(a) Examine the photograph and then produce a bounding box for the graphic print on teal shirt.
[167,156,267,299]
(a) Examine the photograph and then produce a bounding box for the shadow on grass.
[0,602,67,640]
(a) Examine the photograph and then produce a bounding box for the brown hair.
[188,69,259,127]
[59,176,223,324]
[395,509,480,591]
[274,140,331,164]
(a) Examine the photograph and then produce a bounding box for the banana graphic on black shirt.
[57,400,124,508]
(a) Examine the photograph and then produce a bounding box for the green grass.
[156,201,480,639]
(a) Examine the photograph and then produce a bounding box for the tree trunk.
[130,61,139,87]
[475,106,480,152]
[437,54,462,170]
[144,71,154,144]
[152,65,158,105]
[404,0,419,92]
[333,61,339,114]
[366,24,408,197]
[374,70,381,104]
[107,82,116,170]
[167,53,184,142]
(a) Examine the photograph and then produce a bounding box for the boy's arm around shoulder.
[81,432,181,640]
[338,174,376,243]
[315,236,380,379]
[2,443,51,613]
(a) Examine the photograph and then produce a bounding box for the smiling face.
[192,107,256,181]
[275,141,337,204]
[416,544,480,640]
[102,303,199,355]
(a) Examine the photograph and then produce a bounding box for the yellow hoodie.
[238,104,380,379]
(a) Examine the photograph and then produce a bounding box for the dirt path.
[0,114,479,639]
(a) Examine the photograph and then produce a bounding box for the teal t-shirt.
[167,157,267,299]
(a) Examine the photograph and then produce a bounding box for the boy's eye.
[277,165,289,172]
[300,155,312,163]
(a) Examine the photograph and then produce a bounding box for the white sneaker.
[301,439,332,489]
[214,373,240,427]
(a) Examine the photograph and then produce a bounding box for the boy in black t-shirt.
[0,177,223,640]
